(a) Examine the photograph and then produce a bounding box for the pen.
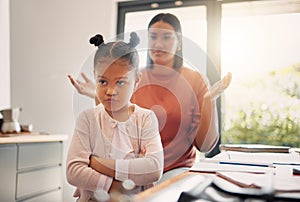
[219,161,274,168]
[272,162,300,166]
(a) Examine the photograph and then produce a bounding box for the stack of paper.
[192,150,300,194]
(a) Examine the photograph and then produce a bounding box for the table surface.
[0,133,68,144]
[134,151,300,202]
[134,171,203,202]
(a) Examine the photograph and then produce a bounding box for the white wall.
[10,0,116,201]
[0,0,10,109]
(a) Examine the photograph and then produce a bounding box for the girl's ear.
[134,72,142,90]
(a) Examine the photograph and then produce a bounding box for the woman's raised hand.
[67,72,96,98]
[205,72,232,100]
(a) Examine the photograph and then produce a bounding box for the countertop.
[0,132,68,144]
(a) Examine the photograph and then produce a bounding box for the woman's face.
[148,21,180,67]
[94,59,138,116]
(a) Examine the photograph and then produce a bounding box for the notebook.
[219,144,290,153]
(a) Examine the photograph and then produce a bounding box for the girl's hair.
[147,13,183,70]
[90,32,140,71]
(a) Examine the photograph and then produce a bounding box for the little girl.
[66,33,164,201]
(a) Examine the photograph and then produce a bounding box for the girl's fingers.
[139,147,146,157]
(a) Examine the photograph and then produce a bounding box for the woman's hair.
[147,13,183,69]
[90,32,140,71]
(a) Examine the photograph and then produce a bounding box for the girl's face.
[148,21,180,67]
[94,59,138,116]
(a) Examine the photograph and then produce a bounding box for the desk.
[134,151,300,202]
[135,171,208,202]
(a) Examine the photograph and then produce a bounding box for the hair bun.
[89,34,104,47]
[128,32,140,48]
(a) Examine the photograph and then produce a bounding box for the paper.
[213,151,300,166]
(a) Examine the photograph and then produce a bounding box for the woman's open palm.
[205,72,232,100]
[68,72,96,98]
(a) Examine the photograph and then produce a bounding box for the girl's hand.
[138,147,146,158]
[67,72,96,98]
[89,155,115,177]
[89,155,98,170]
[109,179,124,192]
[205,72,232,100]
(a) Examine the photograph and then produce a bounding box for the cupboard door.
[18,142,62,170]
[16,166,61,200]
[20,189,62,202]
[0,144,17,202]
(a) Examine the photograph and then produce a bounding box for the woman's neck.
[151,64,178,76]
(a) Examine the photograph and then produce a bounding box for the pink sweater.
[66,104,163,201]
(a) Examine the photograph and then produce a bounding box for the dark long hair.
[147,13,183,69]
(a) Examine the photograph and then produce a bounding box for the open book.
[219,144,290,153]
[216,171,300,192]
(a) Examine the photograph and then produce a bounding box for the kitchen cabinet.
[0,144,17,202]
[0,134,67,202]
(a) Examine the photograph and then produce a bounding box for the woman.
[68,13,231,183]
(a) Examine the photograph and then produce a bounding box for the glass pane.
[221,0,300,147]
[124,6,207,74]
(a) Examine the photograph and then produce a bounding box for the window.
[221,0,300,147]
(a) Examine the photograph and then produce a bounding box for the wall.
[10,0,116,201]
[0,0,10,109]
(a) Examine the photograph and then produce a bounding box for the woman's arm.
[194,93,218,152]
[194,73,232,152]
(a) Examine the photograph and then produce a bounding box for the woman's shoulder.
[180,67,206,82]
[181,66,199,75]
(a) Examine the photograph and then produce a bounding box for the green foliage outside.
[222,63,300,148]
